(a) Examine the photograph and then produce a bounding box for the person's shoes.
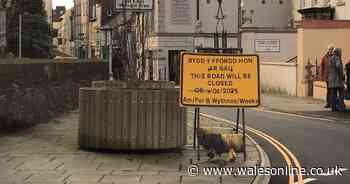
[324,104,331,108]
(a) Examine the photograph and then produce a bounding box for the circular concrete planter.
[79,81,187,150]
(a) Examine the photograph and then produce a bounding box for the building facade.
[294,0,350,97]
[73,0,90,59]
[44,0,53,26]
[52,6,66,53]
[73,0,103,59]
[241,0,294,28]
[295,0,349,21]
[52,16,61,48]
[87,1,102,59]
[147,0,240,80]
[57,9,74,56]
[0,7,6,55]
[240,0,297,63]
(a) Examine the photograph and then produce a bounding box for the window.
[168,50,186,85]
[336,0,346,6]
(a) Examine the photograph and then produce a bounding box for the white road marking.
[254,108,334,122]
[296,178,317,184]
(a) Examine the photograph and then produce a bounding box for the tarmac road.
[200,107,350,184]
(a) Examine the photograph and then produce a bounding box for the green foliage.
[6,0,52,58]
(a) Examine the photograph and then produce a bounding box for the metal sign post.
[193,108,198,149]
[235,108,240,134]
[196,108,200,162]
[242,109,246,161]
[235,108,247,161]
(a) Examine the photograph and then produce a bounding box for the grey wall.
[0,60,108,131]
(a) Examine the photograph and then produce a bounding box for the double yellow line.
[247,127,304,184]
[196,112,305,184]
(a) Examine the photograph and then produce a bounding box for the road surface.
[200,107,350,184]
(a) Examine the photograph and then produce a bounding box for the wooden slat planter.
[79,81,187,150]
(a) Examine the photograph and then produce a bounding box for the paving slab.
[0,110,268,184]
[25,171,67,183]
[102,173,142,183]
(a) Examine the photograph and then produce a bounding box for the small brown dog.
[197,128,243,162]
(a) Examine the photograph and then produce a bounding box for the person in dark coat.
[320,45,334,108]
[328,48,345,112]
[346,61,350,100]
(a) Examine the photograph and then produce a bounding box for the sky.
[53,0,74,9]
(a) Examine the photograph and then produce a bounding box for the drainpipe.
[196,0,199,21]
[192,0,200,51]
[237,0,242,50]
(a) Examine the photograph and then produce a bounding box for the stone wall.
[0,60,108,131]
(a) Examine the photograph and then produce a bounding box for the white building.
[57,9,75,56]
[295,0,350,21]
[74,0,103,59]
[240,0,297,63]
[241,0,294,28]
[146,0,240,80]
[239,0,299,96]
[44,0,53,26]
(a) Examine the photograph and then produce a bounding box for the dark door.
[168,50,185,85]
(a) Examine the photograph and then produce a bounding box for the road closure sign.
[180,52,260,107]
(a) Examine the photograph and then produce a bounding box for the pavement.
[0,110,269,184]
[260,94,350,123]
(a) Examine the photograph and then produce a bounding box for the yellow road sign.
[180,52,260,107]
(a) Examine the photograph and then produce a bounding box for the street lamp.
[100,26,114,81]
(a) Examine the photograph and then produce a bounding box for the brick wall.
[0,60,108,131]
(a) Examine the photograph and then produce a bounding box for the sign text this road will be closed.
[180,53,260,107]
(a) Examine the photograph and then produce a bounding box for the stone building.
[295,0,349,21]
[0,7,6,55]
[146,0,240,80]
[0,0,11,55]
[44,0,53,26]
[52,6,66,52]
[240,0,297,63]
[57,9,74,56]
[73,0,90,59]
[87,0,102,59]
[73,0,103,59]
[239,0,299,96]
